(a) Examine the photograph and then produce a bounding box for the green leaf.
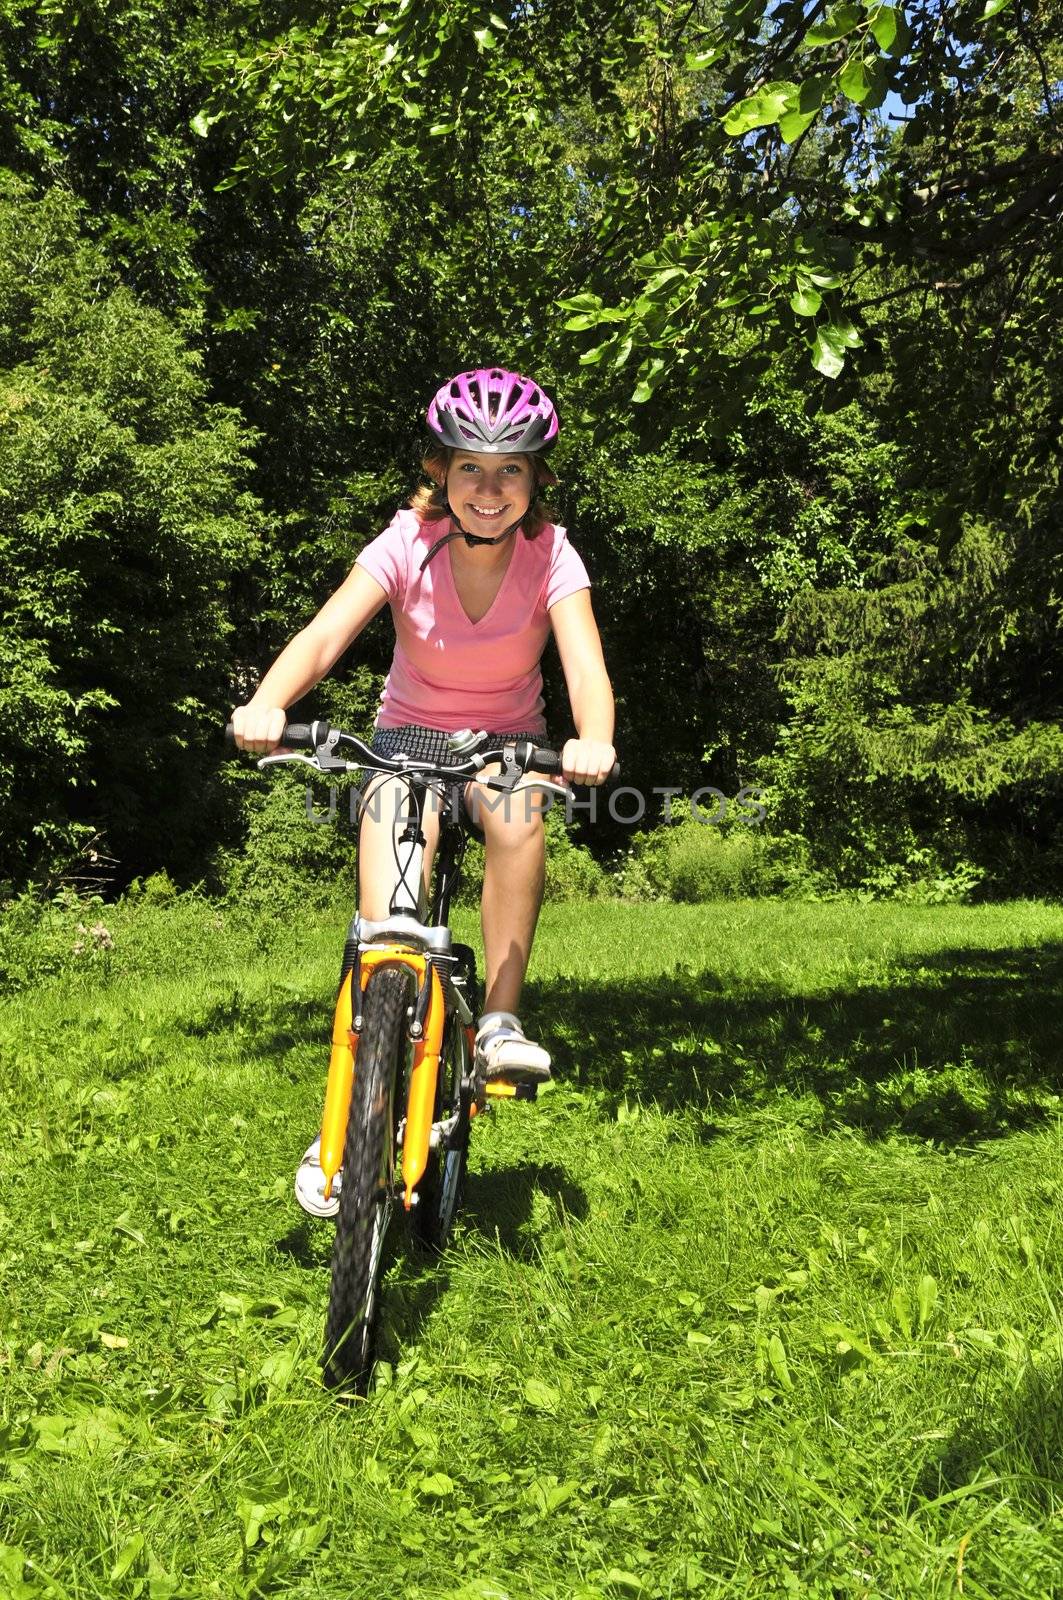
[110,1533,145,1583]
[190,110,215,139]
[401,100,423,119]
[983,0,1013,14]
[821,1320,877,1359]
[891,1286,913,1340]
[888,10,912,52]
[237,1474,291,1549]
[488,12,509,28]
[791,285,822,317]
[473,26,497,50]
[524,1377,560,1412]
[722,81,797,135]
[839,57,872,105]
[868,6,898,51]
[810,329,846,379]
[685,46,722,70]
[804,5,862,45]
[429,120,457,136]
[643,267,687,300]
[767,1332,794,1390]
[779,107,818,142]
[632,357,666,404]
[419,1472,456,1497]
[603,1574,643,1595]
[29,1414,73,1453]
[559,292,604,313]
[917,1273,938,1331]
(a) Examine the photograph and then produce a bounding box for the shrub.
[620,820,763,902]
[0,887,117,994]
[220,773,359,912]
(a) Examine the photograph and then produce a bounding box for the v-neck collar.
[444,526,521,628]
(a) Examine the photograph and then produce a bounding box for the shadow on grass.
[192,940,1063,1146]
[462,1160,589,1257]
[272,1163,585,1366]
[918,1359,1063,1516]
[523,941,1063,1144]
[275,1218,331,1271]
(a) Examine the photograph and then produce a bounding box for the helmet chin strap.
[418,501,524,573]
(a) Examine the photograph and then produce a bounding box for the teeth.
[471,506,504,516]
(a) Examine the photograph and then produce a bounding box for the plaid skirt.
[361,723,551,830]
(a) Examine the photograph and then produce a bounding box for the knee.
[481,802,545,853]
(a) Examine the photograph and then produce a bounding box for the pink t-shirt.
[356,510,591,734]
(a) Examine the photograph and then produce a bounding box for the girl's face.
[445,451,534,535]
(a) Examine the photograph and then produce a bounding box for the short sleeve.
[355,510,412,603]
[542,524,591,610]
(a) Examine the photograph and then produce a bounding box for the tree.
[0,176,265,884]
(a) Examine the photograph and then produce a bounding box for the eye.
[459,462,480,473]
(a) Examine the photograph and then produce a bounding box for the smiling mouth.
[469,504,506,518]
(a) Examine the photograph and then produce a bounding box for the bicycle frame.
[319,772,474,1213]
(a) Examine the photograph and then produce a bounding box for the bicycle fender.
[402,964,446,1208]
[320,968,356,1196]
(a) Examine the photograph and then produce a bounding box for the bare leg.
[466,782,547,1014]
[357,775,442,921]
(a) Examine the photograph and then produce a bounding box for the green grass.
[2,897,1063,1598]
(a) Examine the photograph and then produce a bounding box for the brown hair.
[409,446,558,539]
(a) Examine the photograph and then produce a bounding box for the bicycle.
[228,718,616,1394]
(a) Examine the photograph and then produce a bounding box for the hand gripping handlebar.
[224,722,619,783]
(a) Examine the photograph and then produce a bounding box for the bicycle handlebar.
[224,721,619,784]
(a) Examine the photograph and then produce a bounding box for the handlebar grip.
[528,746,564,775]
[281,722,323,749]
[528,748,621,783]
[223,719,331,750]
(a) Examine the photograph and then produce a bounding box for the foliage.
[219,773,360,912]
[0,0,1059,895]
[196,0,1060,396]
[0,175,266,885]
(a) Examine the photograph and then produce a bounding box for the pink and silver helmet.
[427,367,559,454]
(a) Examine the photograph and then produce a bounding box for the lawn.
[1,897,1062,1598]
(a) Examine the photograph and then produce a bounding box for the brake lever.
[257,752,354,774]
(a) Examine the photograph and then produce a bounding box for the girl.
[231,367,615,1215]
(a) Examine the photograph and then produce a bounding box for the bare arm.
[548,588,616,784]
[232,564,389,751]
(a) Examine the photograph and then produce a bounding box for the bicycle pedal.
[484,1080,539,1102]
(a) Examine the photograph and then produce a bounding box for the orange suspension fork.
[317,947,446,1211]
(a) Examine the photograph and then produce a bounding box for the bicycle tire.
[322,963,411,1393]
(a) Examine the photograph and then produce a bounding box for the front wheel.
[322,964,410,1392]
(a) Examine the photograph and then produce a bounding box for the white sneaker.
[475,1012,552,1085]
[294,1136,342,1219]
